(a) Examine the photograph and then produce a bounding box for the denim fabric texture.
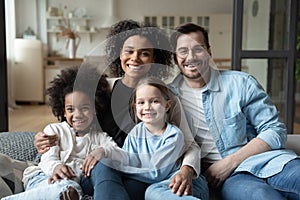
[169,69,298,178]
[221,158,300,200]
[2,172,83,200]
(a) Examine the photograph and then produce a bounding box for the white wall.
[15,0,38,38]
[118,0,232,19]
[14,0,233,58]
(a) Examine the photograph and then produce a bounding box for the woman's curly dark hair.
[105,19,173,79]
[46,64,111,125]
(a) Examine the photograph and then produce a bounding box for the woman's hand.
[48,164,76,184]
[34,131,58,154]
[81,148,105,177]
[169,165,195,196]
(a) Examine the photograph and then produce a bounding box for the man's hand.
[81,148,105,177]
[48,164,76,184]
[169,165,195,196]
[204,138,271,189]
[34,131,58,154]
[204,155,237,188]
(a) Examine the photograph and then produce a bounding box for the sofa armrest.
[286,134,300,155]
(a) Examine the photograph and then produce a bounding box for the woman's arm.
[169,165,196,196]
[169,96,201,175]
[168,96,201,196]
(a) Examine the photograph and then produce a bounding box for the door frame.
[0,0,8,131]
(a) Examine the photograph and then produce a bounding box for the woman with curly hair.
[3,66,120,200]
[106,19,173,147]
[106,19,172,78]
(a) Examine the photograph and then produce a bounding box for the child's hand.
[48,164,76,184]
[81,148,105,177]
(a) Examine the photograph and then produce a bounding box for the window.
[232,0,299,134]
[197,16,210,32]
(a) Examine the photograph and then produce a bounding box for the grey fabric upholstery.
[0,132,40,162]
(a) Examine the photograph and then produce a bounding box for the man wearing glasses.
[165,23,300,200]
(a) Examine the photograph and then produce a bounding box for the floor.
[8,104,57,132]
[8,104,300,134]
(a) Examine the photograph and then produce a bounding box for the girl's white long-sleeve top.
[23,121,117,185]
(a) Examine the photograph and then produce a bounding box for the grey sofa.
[0,132,39,198]
[0,132,39,162]
[0,131,299,199]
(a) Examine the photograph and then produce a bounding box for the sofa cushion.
[0,132,39,162]
[0,152,34,198]
[286,134,300,155]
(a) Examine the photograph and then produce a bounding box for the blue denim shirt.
[169,69,297,178]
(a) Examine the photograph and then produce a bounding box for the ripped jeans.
[1,172,83,200]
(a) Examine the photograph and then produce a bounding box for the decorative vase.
[68,39,76,59]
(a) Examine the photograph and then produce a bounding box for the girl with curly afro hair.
[46,64,112,128]
[8,65,119,200]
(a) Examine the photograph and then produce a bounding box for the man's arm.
[205,137,271,188]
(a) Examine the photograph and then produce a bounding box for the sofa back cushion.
[0,132,39,162]
[0,152,33,198]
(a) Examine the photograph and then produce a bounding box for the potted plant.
[60,25,81,59]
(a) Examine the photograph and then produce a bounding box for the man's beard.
[180,59,210,80]
[181,70,202,79]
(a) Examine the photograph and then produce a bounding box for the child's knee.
[145,183,165,200]
[60,186,79,200]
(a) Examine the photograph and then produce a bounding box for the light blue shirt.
[121,122,185,183]
[169,69,297,178]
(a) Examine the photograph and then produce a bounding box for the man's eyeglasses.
[176,45,206,58]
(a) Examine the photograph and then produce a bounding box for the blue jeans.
[81,162,130,200]
[221,158,300,200]
[2,172,83,200]
[81,170,149,199]
[123,177,150,199]
[82,162,209,200]
[145,173,209,200]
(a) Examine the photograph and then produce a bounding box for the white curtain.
[5,0,19,109]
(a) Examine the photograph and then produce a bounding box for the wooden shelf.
[47,16,98,42]
[46,56,84,63]
[47,16,91,21]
